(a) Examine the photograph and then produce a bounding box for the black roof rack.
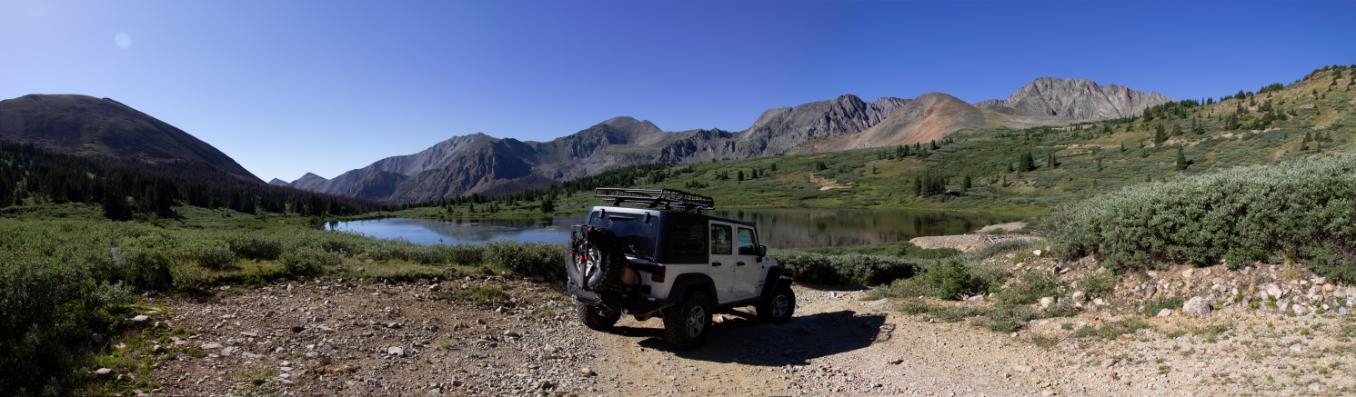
[595,188,715,211]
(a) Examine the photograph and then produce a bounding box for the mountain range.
[275,77,1169,203]
[0,78,1169,203]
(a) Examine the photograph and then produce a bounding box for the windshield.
[587,210,657,260]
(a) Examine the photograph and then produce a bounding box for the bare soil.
[129,271,1356,396]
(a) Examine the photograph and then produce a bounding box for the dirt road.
[138,279,1119,396]
[137,276,1352,396]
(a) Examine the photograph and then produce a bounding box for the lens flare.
[114,32,132,49]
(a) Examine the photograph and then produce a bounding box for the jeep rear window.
[587,211,656,260]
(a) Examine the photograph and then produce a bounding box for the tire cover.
[566,227,624,291]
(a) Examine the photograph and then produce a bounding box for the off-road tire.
[578,302,621,330]
[663,290,713,350]
[757,283,795,323]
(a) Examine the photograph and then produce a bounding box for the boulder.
[1182,296,1211,317]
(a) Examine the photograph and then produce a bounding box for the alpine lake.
[325,208,1012,249]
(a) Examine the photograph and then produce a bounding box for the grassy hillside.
[405,65,1355,219]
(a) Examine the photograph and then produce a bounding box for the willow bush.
[774,251,920,285]
[1051,155,1356,282]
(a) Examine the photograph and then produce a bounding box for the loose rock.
[1182,296,1211,317]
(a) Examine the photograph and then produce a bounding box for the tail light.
[650,266,666,283]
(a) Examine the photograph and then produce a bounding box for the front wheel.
[578,302,620,330]
[757,283,795,323]
[663,290,712,349]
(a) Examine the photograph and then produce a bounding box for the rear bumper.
[568,283,668,314]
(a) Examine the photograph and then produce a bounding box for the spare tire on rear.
[566,226,625,291]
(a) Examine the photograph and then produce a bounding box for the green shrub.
[0,262,134,396]
[123,250,174,291]
[1076,269,1118,298]
[279,246,340,277]
[171,263,212,292]
[993,270,1064,306]
[186,242,235,270]
[229,236,283,261]
[981,305,1039,332]
[1051,156,1356,282]
[776,251,919,285]
[320,238,356,255]
[877,260,987,299]
[485,242,563,279]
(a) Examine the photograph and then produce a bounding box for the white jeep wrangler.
[565,188,795,349]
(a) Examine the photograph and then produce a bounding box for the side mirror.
[756,245,767,257]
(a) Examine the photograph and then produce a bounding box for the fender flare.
[667,273,717,306]
[760,265,793,300]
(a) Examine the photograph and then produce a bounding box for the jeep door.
[708,221,738,304]
[731,226,761,300]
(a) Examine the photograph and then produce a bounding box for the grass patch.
[898,299,990,322]
[443,285,509,306]
[1031,335,1060,349]
[1143,297,1184,317]
[1072,319,1151,340]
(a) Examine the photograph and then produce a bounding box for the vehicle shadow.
[610,310,886,366]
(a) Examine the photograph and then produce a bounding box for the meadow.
[0,204,561,396]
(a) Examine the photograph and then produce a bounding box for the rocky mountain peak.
[980,77,1171,121]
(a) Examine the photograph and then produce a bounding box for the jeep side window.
[663,215,708,263]
[737,227,756,255]
[710,224,732,255]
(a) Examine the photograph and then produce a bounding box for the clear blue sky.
[2,0,1352,181]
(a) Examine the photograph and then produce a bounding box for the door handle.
[736,262,746,266]
[711,262,722,267]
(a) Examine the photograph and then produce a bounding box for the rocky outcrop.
[977,77,1171,121]
[733,95,909,157]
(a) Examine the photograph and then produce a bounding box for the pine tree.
[1175,146,1188,171]
[1019,152,1036,172]
[102,187,132,221]
[961,175,972,191]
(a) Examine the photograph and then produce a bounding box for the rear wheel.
[757,283,795,323]
[578,302,621,330]
[663,290,712,349]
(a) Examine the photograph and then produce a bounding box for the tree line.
[0,143,385,219]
